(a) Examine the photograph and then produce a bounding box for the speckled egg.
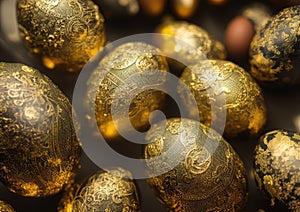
[253,130,300,211]
[249,6,300,85]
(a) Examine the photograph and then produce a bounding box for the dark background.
[0,0,297,211]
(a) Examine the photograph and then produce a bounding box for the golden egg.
[0,63,81,197]
[0,201,15,212]
[139,0,166,17]
[178,60,266,138]
[253,130,300,211]
[86,42,169,139]
[249,6,300,85]
[144,118,248,211]
[172,0,200,19]
[156,20,226,71]
[58,168,140,212]
[16,0,106,72]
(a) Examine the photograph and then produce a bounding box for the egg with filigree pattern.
[0,63,81,197]
[16,0,106,72]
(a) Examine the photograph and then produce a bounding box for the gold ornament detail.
[58,168,140,212]
[17,0,106,72]
[253,130,300,211]
[156,20,226,66]
[0,201,15,212]
[178,60,267,138]
[144,118,248,211]
[86,42,169,139]
[0,63,81,197]
[249,6,300,85]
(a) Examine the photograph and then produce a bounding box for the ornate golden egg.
[86,42,169,139]
[58,168,140,212]
[156,20,226,67]
[16,0,106,72]
[0,63,81,197]
[144,118,248,211]
[253,130,300,211]
[0,201,15,212]
[249,6,300,85]
[178,60,267,138]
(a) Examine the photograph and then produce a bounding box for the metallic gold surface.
[0,201,15,212]
[249,6,300,85]
[253,130,300,211]
[156,20,226,66]
[58,168,140,212]
[172,0,200,19]
[86,42,169,139]
[95,0,140,18]
[178,60,267,138]
[139,0,166,17]
[17,0,106,72]
[144,118,248,211]
[241,3,271,30]
[0,63,81,197]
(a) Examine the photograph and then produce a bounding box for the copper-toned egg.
[86,42,169,139]
[0,63,81,197]
[178,60,267,138]
[0,201,15,212]
[156,20,226,70]
[145,118,248,211]
[139,0,166,17]
[225,16,255,60]
[58,168,140,212]
[253,130,300,211]
[172,0,200,19]
[17,0,106,72]
[249,6,300,85]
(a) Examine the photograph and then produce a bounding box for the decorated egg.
[86,42,169,139]
[144,118,248,211]
[253,130,300,211]
[16,0,106,72]
[0,63,81,197]
[58,168,140,211]
[178,60,267,138]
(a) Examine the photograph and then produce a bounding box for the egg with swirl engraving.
[253,130,300,211]
[178,60,267,138]
[58,168,140,212]
[17,0,106,72]
[0,63,81,197]
[86,42,169,139]
[144,118,248,211]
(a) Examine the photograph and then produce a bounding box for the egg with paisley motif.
[0,63,81,197]
[253,130,300,211]
[178,60,267,138]
[86,42,169,139]
[144,118,248,211]
[0,200,15,212]
[16,0,106,72]
[58,168,140,212]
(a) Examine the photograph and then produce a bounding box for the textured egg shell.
[58,169,140,212]
[0,63,81,197]
[16,0,106,72]
[144,118,248,211]
[253,130,300,211]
